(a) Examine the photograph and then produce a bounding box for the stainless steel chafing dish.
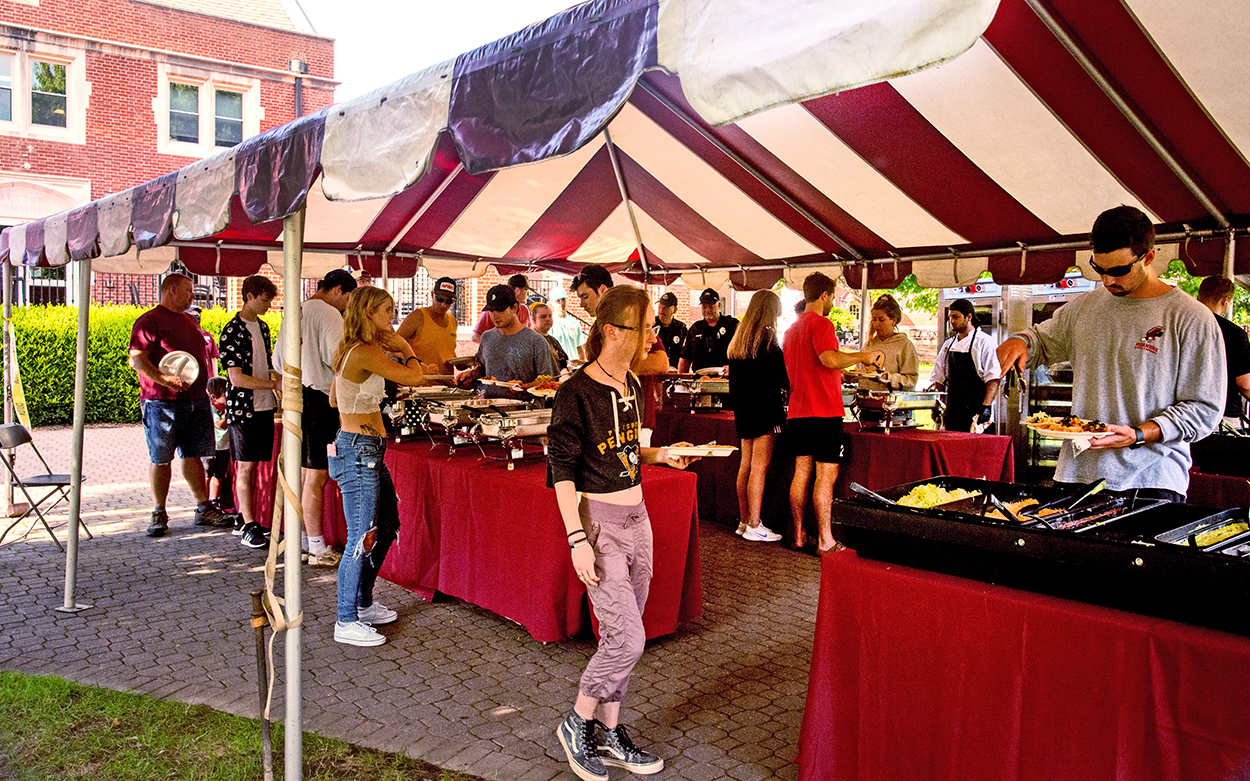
[471,407,553,468]
[854,389,944,433]
[385,386,475,438]
[426,397,529,429]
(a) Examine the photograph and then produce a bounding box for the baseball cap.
[508,274,529,290]
[484,284,518,312]
[433,277,456,299]
[319,269,358,293]
[550,286,567,301]
[658,292,678,307]
[699,288,720,304]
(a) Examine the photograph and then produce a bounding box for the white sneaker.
[742,524,782,543]
[356,602,398,625]
[334,620,386,646]
[735,522,747,536]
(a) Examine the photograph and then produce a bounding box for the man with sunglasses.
[996,205,1225,502]
[398,276,460,376]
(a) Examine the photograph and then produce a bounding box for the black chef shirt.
[681,315,739,371]
[1215,313,1250,419]
[655,317,687,368]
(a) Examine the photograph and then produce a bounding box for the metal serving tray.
[1155,507,1250,549]
[427,397,528,428]
[832,476,1250,635]
[855,389,943,411]
[474,408,552,440]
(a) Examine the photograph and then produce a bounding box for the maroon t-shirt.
[129,305,211,402]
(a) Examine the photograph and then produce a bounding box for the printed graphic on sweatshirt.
[1134,325,1165,355]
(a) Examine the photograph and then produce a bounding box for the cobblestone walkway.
[0,424,820,780]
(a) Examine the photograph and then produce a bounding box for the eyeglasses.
[1090,251,1145,278]
[608,323,661,336]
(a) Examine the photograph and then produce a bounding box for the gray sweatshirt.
[1016,286,1225,496]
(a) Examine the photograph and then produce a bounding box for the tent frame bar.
[1024,0,1230,229]
[603,128,652,280]
[637,80,865,260]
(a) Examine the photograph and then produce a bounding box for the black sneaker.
[146,508,169,538]
[595,721,664,775]
[240,522,269,549]
[228,513,246,535]
[557,710,607,781]
[194,503,230,527]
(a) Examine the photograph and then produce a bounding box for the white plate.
[667,445,738,457]
[446,356,477,368]
[1025,423,1105,442]
[158,350,200,384]
[529,388,559,398]
[695,366,726,376]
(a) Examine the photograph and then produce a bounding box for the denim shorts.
[142,397,215,464]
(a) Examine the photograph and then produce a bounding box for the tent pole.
[57,258,91,613]
[281,207,306,781]
[603,129,651,282]
[3,258,12,514]
[858,268,869,349]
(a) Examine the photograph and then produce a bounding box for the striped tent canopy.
[3,0,1249,289]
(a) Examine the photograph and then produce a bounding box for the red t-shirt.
[474,305,529,336]
[784,311,844,418]
[129,305,211,402]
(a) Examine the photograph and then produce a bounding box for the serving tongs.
[1021,478,1106,519]
[849,482,898,506]
[987,494,1024,523]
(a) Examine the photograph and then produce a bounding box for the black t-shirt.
[546,369,644,494]
[681,315,739,370]
[655,317,687,368]
[1215,313,1250,418]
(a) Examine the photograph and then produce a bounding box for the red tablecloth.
[798,552,1250,781]
[320,442,703,643]
[652,411,1014,527]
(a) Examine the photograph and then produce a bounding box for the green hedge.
[2,305,282,427]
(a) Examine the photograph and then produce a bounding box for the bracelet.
[567,529,586,538]
[1006,334,1028,345]
[405,356,419,365]
[570,540,590,550]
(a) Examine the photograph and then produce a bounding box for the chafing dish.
[833,475,1250,635]
[855,389,943,433]
[471,408,553,468]
[384,386,475,438]
[426,397,529,429]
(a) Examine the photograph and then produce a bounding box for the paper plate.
[446,356,477,368]
[158,350,200,384]
[529,388,559,398]
[480,378,522,388]
[1025,424,1104,442]
[666,445,738,457]
[695,366,726,376]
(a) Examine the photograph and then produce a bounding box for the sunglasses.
[1090,251,1145,278]
[433,295,454,304]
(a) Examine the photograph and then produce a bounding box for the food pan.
[855,390,943,411]
[1155,507,1250,549]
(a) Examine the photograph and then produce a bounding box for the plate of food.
[665,444,738,457]
[446,355,477,369]
[1025,413,1110,442]
[695,366,726,376]
[528,376,561,397]
[480,378,523,388]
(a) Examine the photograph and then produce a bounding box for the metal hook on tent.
[215,241,222,275]
[947,248,960,285]
[1018,242,1028,277]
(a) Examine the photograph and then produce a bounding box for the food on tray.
[1183,522,1250,547]
[897,484,981,509]
[1027,414,1108,433]
[984,499,1064,521]
[531,375,561,391]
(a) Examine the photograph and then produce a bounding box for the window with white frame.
[154,65,261,158]
[0,46,87,144]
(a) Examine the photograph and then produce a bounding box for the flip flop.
[817,542,847,555]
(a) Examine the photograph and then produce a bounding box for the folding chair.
[0,423,89,551]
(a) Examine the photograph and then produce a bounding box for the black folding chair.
[0,423,89,551]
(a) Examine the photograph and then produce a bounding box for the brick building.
[0,0,335,308]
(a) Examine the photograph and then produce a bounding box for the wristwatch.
[1129,426,1146,449]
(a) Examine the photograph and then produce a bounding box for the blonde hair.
[585,286,651,365]
[727,290,781,361]
[332,286,395,372]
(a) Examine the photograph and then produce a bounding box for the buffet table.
[798,551,1250,781]
[652,410,1014,527]
[317,441,703,643]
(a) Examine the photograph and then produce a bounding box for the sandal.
[817,541,847,555]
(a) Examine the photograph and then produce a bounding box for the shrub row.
[2,305,282,427]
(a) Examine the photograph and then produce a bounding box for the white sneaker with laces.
[742,523,783,543]
[334,620,386,646]
[356,602,398,625]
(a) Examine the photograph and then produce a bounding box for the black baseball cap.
[433,277,456,299]
[699,288,720,304]
[318,269,358,293]
[508,274,529,289]
[658,292,678,307]
[484,284,518,312]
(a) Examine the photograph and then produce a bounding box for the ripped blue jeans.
[327,431,399,623]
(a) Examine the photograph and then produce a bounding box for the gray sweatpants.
[578,496,653,703]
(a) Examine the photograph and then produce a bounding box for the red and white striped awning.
[3,0,1249,288]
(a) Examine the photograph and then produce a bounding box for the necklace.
[594,359,626,383]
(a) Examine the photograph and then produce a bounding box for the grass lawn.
[0,672,481,781]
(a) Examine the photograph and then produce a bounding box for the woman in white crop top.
[326,286,426,647]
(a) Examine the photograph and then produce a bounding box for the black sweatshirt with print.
[546,367,644,494]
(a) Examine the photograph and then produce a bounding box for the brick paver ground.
[0,424,821,780]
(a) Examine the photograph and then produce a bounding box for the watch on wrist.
[1130,426,1146,449]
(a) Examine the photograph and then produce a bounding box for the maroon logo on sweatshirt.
[1135,325,1165,354]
